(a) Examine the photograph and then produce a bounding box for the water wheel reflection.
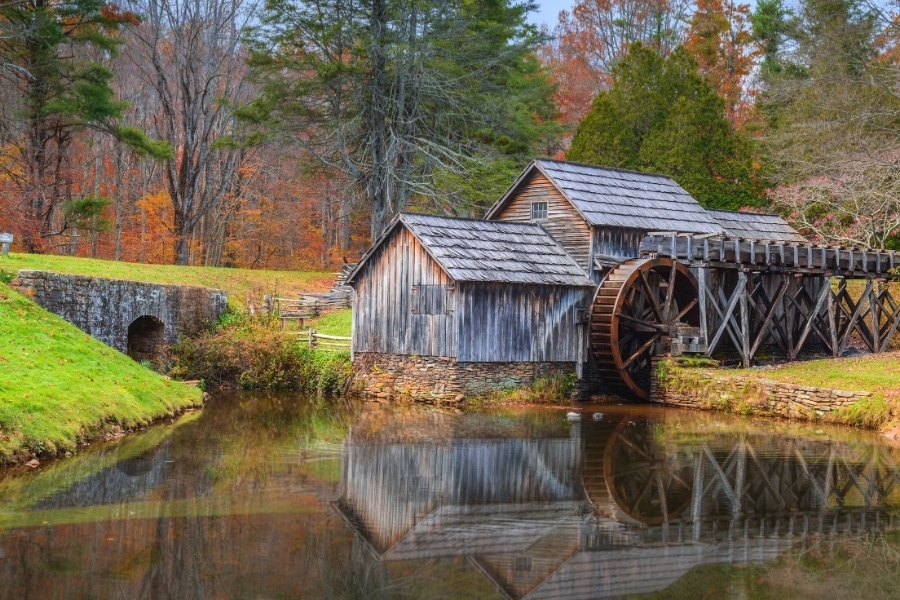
[601,420,694,525]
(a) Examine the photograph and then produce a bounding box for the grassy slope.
[0,253,335,308]
[0,283,203,463]
[305,309,352,337]
[738,353,900,400]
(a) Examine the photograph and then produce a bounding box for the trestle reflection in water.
[1,393,900,599]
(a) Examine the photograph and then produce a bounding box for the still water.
[1,393,900,599]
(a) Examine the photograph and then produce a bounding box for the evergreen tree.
[568,43,762,210]
[246,0,559,239]
[0,0,169,252]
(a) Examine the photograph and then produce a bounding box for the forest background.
[1,0,898,270]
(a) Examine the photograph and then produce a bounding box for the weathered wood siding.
[456,283,590,362]
[352,227,457,357]
[492,172,593,273]
[590,227,646,282]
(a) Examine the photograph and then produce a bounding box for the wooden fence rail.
[271,291,351,329]
[304,329,351,351]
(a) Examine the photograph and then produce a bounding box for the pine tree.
[0,0,169,252]
[246,0,560,239]
[568,44,762,210]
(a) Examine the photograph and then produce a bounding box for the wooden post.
[308,328,316,350]
[739,271,750,367]
[827,278,838,356]
[698,267,708,348]
[871,280,881,352]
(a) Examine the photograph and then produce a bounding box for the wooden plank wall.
[352,227,457,357]
[590,227,646,281]
[456,283,590,362]
[492,172,593,273]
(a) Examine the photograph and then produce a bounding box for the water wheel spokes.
[589,258,700,400]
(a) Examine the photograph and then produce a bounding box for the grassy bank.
[739,352,900,399]
[662,353,900,431]
[0,284,203,464]
[0,253,334,308]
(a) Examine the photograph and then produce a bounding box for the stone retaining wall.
[651,359,872,423]
[351,352,575,402]
[11,270,227,359]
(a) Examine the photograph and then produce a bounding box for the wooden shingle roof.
[707,209,806,242]
[348,213,594,287]
[488,159,725,235]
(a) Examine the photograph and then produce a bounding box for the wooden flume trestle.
[589,233,900,399]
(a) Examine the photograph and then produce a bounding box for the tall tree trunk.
[368,0,391,239]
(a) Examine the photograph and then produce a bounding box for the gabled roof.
[486,159,725,235]
[707,209,806,243]
[347,213,594,287]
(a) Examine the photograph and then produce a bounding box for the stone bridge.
[12,270,227,362]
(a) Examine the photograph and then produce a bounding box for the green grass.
[740,353,900,397]
[0,283,204,463]
[0,252,336,308]
[681,353,900,430]
[305,308,352,337]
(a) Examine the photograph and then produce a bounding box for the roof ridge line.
[535,158,681,182]
[401,211,543,228]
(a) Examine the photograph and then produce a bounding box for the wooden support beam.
[790,280,832,360]
[877,287,900,349]
[706,271,747,356]
[698,268,708,347]
[838,279,875,353]
[827,278,838,357]
[740,276,750,367]
[749,277,789,358]
[871,281,881,352]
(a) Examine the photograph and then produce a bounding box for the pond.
[1,393,900,599]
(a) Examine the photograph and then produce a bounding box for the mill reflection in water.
[335,409,900,599]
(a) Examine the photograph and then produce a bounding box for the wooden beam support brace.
[750,278,789,358]
[827,278,839,356]
[839,279,874,353]
[707,271,746,356]
[791,279,832,360]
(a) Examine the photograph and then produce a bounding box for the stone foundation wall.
[351,352,576,402]
[11,270,227,357]
[651,359,872,423]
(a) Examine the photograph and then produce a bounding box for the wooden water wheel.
[589,258,700,400]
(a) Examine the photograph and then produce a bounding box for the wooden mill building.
[348,159,818,401]
[347,213,595,398]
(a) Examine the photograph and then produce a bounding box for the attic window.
[530,201,548,220]
[514,555,533,572]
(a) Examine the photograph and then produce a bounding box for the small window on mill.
[530,201,548,220]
